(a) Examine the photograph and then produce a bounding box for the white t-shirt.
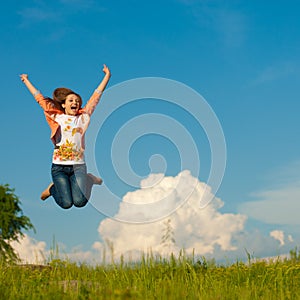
[52,113,90,165]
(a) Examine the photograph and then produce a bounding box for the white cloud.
[270,230,285,246]
[269,230,294,247]
[10,234,48,264]
[11,234,103,265]
[97,170,247,259]
[18,7,60,26]
[288,235,294,243]
[212,9,247,48]
[179,1,248,48]
[249,62,295,86]
[238,162,300,225]
[59,0,96,8]
[238,186,300,225]
[17,1,104,29]
[11,170,298,264]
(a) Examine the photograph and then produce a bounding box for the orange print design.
[64,125,72,131]
[72,127,83,136]
[53,139,83,162]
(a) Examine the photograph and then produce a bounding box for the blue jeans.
[50,164,93,209]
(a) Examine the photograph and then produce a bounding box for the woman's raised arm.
[83,64,111,115]
[20,74,40,96]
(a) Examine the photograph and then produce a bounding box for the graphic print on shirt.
[53,139,84,162]
[52,114,89,164]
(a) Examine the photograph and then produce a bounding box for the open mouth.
[71,106,78,112]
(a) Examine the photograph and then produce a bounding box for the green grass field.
[1,250,300,300]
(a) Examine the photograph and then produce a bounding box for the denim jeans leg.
[51,164,73,209]
[85,175,94,200]
[71,164,89,208]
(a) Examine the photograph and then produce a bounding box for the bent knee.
[74,201,88,208]
[55,198,73,209]
[73,197,88,208]
[60,203,73,209]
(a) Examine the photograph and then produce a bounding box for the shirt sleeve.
[34,93,62,118]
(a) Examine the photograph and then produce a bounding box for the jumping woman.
[20,64,111,209]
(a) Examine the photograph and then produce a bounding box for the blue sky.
[1,0,300,263]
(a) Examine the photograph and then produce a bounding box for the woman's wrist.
[95,89,103,95]
[33,90,40,96]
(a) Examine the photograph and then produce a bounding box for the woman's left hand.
[102,64,111,76]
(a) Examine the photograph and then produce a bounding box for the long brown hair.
[52,87,82,112]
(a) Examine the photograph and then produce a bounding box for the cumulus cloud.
[10,234,48,264]
[269,230,294,247]
[11,235,103,265]
[97,170,247,259]
[11,170,297,264]
[270,230,285,246]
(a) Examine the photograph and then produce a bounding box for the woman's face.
[63,94,81,115]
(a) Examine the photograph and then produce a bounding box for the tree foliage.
[0,184,34,263]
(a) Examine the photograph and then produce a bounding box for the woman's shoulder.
[78,112,90,123]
